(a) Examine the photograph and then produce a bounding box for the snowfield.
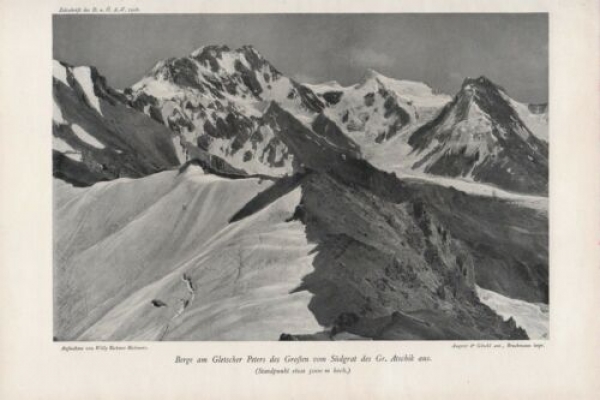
[72,66,104,116]
[53,60,69,86]
[71,124,105,149]
[54,166,321,340]
[53,99,66,125]
[502,92,548,142]
[53,136,82,162]
[172,135,187,164]
[394,170,548,211]
[370,141,548,211]
[477,286,549,339]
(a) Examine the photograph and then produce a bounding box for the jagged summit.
[138,44,282,92]
[357,68,407,90]
[359,68,384,83]
[408,75,548,194]
[237,44,262,54]
[462,75,495,86]
[460,75,508,96]
[455,76,524,128]
[303,67,452,148]
[189,43,266,59]
[190,44,232,56]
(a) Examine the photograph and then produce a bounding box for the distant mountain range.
[53,45,548,340]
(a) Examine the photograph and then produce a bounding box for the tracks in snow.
[157,273,197,340]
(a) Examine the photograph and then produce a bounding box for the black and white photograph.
[52,13,549,341]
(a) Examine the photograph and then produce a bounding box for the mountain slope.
[284,172,528,340]
[508,99,548,142]
[54,167,322,340]
[407,76,549,195]
[53,60,181,186]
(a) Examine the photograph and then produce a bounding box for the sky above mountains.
[54,13,548,103]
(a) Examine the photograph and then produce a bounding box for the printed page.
[1,0,599,399]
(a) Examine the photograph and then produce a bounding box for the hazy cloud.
[348,47,395,69]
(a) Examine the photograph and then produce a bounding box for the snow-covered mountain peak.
[135,44,283,96]
[356,69,405,92]
[358,68,384,84]
[301,69,452,149]
[406,75,548,194]
[356,69,446,99]
[455,76,547,141]
[237,44,262,56]
[462,75,494,85]
[129,44,323,116]
[124,45,331,176]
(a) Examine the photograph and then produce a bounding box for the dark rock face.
[364,92,376,107]
[293,82,325,113]
[169,58,204,91]
[311,113,362,155]
[383,96,411,124]
[261,102,361,172]
[206,112,253,142]
[177,156,252,179]
[402,180,548,304]
[296,173,530,340]
[321,91,343,105]
[192,45,231,72]
[233,45,269,72]
[375,96,412,143]
[86,65,129,105]
[52,151,111,187]
[233,58,263,97]
[232,166,532,340]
